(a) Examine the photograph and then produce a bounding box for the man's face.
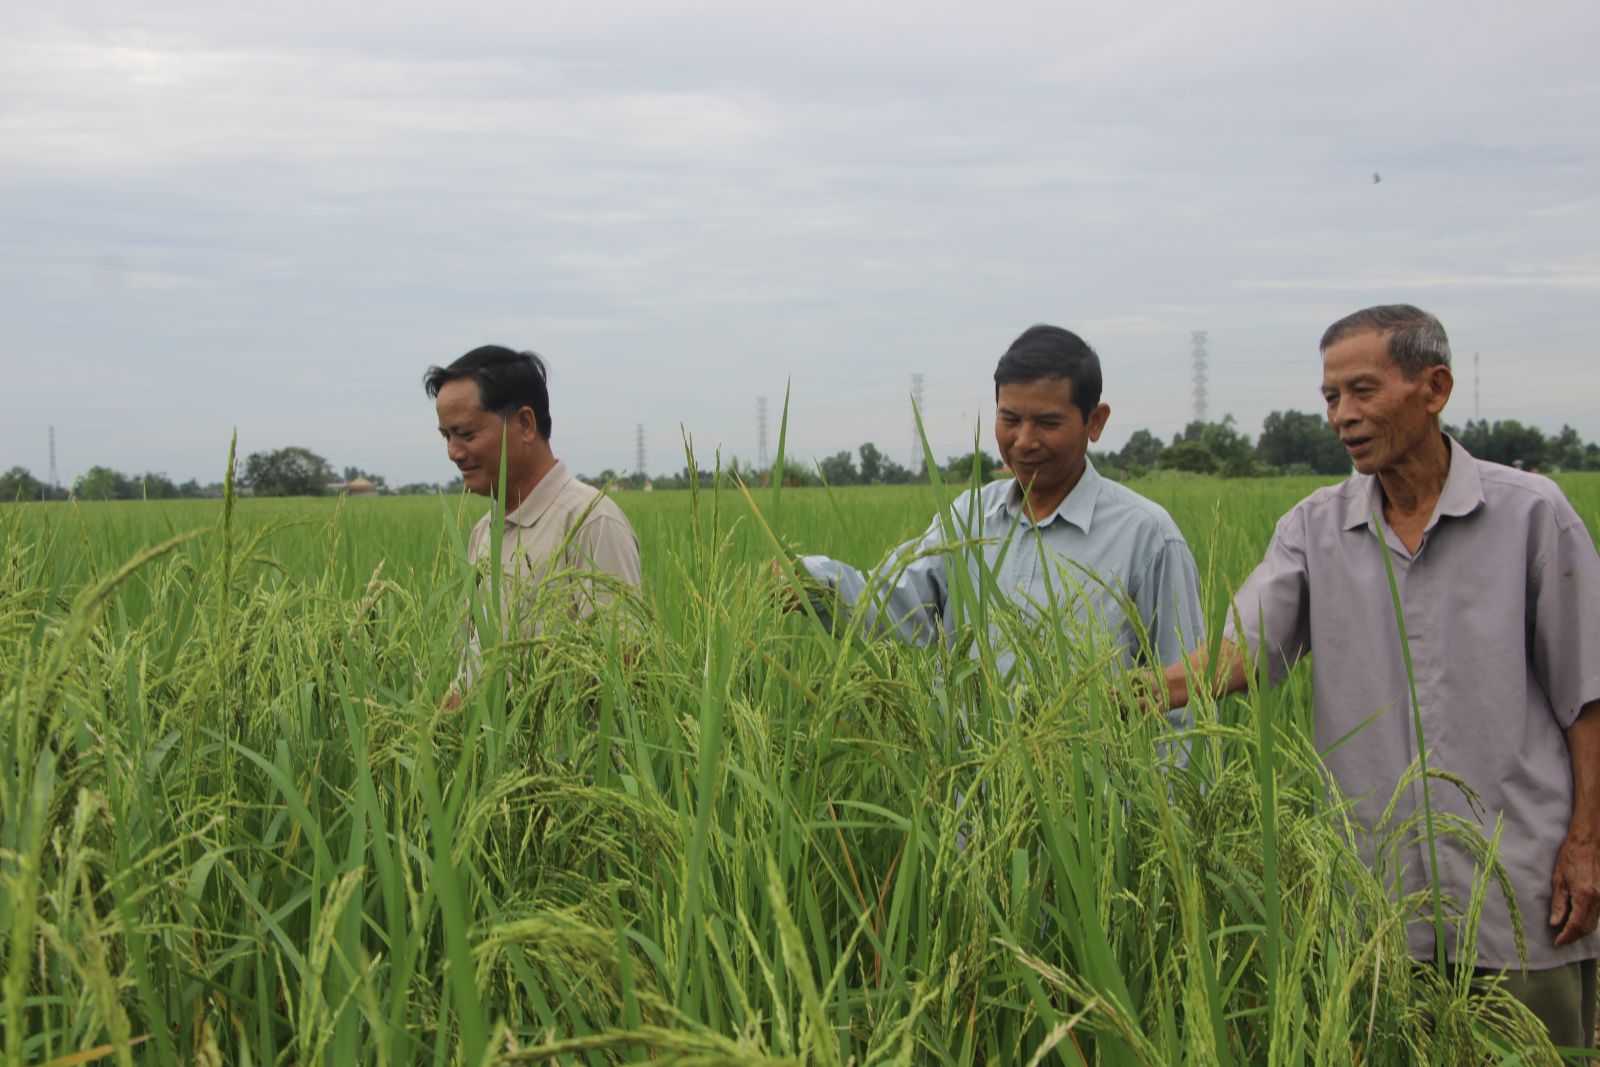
[435,379,515,497]
[1321,329,1452,476]
[994,377,1109,503]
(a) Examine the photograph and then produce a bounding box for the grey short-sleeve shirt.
[1227,436,1600,968]
[802,460,1206,709]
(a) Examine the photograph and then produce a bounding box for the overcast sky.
[4,0,1598,486]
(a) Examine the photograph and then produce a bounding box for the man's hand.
[1555,701,1600,947]
[1550,831,1600,947]
[769,557,804,614]
[1121,667,1172,719]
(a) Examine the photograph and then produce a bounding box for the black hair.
[423,345,553,440]
[992,324,1102,418]
[1320,305,1451,378]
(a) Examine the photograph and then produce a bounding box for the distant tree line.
[1092,412,1600,480]
[1,447,451,502]
[10,417,1599,504]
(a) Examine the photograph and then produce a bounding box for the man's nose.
[447,437,467,462]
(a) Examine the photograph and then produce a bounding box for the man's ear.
[1424,365,1454,417]
[1087,403,1111,443]
[512,405,541,442]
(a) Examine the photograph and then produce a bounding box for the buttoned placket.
[1371,510,1452,938]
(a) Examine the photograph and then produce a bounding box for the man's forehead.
[435,378,484,406]
[997,377,1076,409]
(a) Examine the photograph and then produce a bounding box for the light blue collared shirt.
[802,459,1205,726]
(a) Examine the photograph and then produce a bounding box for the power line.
[1190,331,1209,424]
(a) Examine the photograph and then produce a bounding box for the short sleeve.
[575,513,642,587]
[1137,536,1206,669]
[1530,500,1600,727]
[1225,507,1313,685]
[568,511,642,618]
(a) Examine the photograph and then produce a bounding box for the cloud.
[1236,272,1600,292]
[3,0,1599,483]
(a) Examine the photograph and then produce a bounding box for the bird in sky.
[1373,172,1382,184]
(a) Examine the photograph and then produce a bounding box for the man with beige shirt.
[425,345,641,636]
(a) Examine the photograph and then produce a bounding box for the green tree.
[1174,416,1256,477]
[817,450,859,486]
[243,447,334,496]
[1450,419,1548,470]
[858,442,885,484]
[130,472,180,499]
[858,443,912,484]
[341,466,388,489]
[772,459,819,487]
[1256,410,1349,475]
[0,466,47,502]
[1546,426,1587,472]
[1119,429,1166,471]
[944,450,999,483]
[1160,441,1217,474]
[75,466,133,500]
[879,455,912,484]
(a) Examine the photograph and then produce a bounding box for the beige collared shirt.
[466,459,641,623]
[1228,435,1600,968]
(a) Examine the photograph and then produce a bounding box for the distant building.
[329,477,380,496]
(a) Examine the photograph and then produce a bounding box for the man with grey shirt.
[793,324,1204,738]
[1153,305,1600,1047]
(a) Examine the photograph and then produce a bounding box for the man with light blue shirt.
[794,324,1205,733]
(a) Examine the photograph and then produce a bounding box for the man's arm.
[777,505,956,644]
[1147,505,1311,715]
[1153,640,1251,713]
[575,513,642,585]
[794,543,950,646]
[1552,699,1600,947]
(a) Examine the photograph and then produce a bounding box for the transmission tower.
[1474,353,1481,420]
[48,426,58,491]
[634,423,647,480]
[756,396,770,470]
[1189,332,1209,424]
[909,373,927,469]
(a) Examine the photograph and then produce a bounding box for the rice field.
[4,468,1599,1065]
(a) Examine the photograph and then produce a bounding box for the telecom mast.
[1189,332,1210,424]
[756,396,770,470]
[909,373,927,469]
[634,424,646,480]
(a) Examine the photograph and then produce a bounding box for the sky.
[3,0,1598,487]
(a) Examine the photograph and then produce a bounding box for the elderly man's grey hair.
[1320,304,1451,378]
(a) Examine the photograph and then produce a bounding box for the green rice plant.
[3,461,1596,1064]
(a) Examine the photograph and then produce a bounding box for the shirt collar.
[1339,433,1484,532]
[997,456,1102,533]
[502,459,572,528]
[1433,434,1485,522]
